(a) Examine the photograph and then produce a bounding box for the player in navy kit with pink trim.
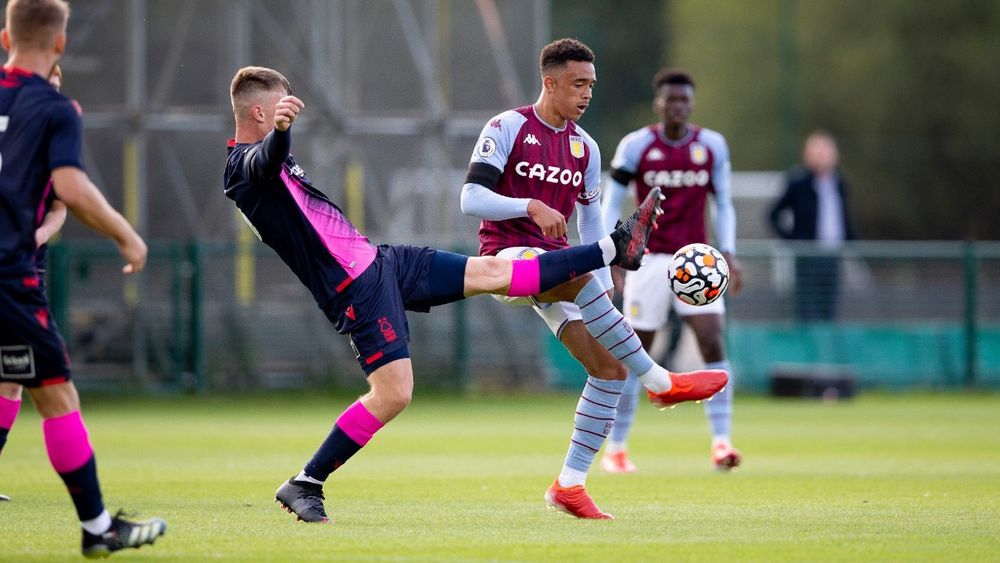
[461,39,729,519]
[223,66,660,524]
[0,0,165,556]
[0,62,68,504]
[602,68,744,474]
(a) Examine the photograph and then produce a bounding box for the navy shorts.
[327,245,467,375]
[0,276,72,387]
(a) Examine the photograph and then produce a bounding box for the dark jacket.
[768,166,856,241]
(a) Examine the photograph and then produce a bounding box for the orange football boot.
[600,450,638,474]
[647,369,729,408]
[544,480,614,520]
[712,440,742,471]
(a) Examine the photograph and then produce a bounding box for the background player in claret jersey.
[602,68,744,473]
[0,62,68,503]
[0,0,166,556]
[460,39,728,520]
[224,66,656,525]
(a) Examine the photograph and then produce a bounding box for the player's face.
[550,60,596,122]
[654,84,694,127]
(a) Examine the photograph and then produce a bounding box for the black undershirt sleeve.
[610,167,635,186]
[464,162,502,190]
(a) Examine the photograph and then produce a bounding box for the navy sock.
[0,427,8,454]
[303,425,362,482]
[57,456,105,521]
[538,244,605,293]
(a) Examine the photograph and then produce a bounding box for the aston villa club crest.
[690,143,708,165]
[569,135,585,159]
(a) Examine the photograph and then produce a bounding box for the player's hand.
[118,233,148,275]
[723,251,743,295]
[274,95,305,132]
[527,199,567,239]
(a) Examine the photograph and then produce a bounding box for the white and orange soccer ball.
[668,243,730,306]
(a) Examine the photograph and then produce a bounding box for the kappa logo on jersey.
[643,169,711,189]
[490,118,501,128]
[514,161,584,187]
[646,147,665,161]
[478,137,497,158]
[523,134,541,146]
[690,143,708,165]
[289,164,306,178]
[0,345,34,379]
[569,135,585,158]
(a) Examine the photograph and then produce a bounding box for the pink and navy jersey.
[469,105,601,256]
[0,66,84,278]
[225,130,376,311]
[610,124,731,254]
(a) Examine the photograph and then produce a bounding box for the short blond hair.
[5,0,69,51]
[230,66,291,114]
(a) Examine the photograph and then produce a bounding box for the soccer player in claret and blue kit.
[223,65,660,524]
[602,68,744,474]
[460,39,729,519]
[0,0,166,557]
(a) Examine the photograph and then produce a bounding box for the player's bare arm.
[35,199,67,247]
[274,95,304,131]
[50,166,147,274]
[527,198,568,239]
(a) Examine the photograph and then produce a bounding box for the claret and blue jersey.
[468,105,602,256]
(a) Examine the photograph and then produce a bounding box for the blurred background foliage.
[553,0,1000,241]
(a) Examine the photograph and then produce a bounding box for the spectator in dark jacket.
[769,130,856,321]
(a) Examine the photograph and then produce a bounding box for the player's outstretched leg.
[81,511,167,559]
[612,186,664,270]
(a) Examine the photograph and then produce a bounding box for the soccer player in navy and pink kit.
[461,39,728,519]
[0,0,165,556]
[224,66,659,524]
[0,63,68,504]
[602,68,745,473]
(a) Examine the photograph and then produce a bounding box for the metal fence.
[48,239,1000,393]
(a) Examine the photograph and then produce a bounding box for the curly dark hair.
[539,38,595,73]
[652,68,695,93]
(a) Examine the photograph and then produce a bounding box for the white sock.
[597,236,617,265]
[637,364,673,394]
[295,470,324,485]
[557,467,588,488]
[81,510,112,535]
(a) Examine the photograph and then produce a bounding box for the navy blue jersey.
[224,130,377,312]
[0,66,83,278]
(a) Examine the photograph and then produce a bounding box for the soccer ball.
[668,243,730,306]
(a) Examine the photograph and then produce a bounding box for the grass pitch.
[1,391,998,562]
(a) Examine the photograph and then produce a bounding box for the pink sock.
[0,396,20,430]
[335,401,384,446]
[507,258,541,297]
[42,411,94,473]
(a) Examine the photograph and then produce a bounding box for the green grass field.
[2,391,999,562]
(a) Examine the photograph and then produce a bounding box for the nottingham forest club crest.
[569,136,585,158]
